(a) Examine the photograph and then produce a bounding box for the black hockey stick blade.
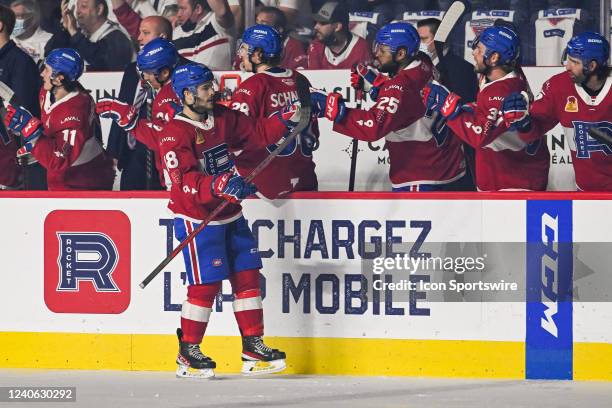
[140,75,312,289]
[588,127,612,145]
[434,0,471,53]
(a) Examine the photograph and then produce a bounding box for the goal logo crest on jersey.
[564,96,578,112]
[44,210,131,314]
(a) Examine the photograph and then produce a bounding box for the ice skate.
[241,335,286,376]
[175,329,216,379]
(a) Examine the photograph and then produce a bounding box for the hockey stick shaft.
[140,74,312,289]
[348,89,363,191]
[588,127,612,145]
[433,0,470,52]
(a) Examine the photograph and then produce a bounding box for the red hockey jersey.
[332,58,466,188]
[230,68,317,199]
[307,34,372,70]
[159,105,290,222]
[447,72,550,191]
[33,89,114,190]
[131,82,180,187]
[520,72,612,191]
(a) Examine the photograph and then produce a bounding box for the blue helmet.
[241,24,282,58]
[374,22,420,56]
[137,38,179,75]
[45,48,84,82]
[172,63,214,100]
[474,25,520,66]
[565,31,610,74]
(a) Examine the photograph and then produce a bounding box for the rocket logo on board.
[44,210,131,314]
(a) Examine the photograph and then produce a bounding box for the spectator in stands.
[61,0,134,71]
[233,6,306,70]
[162,4,179,28]
[172,0,234,70]
[106,15,176,190]
[308,1,372,69]
[418,17,478,191]
[0,4,46,190]
[111,0,175,40]
[10,0,52,64]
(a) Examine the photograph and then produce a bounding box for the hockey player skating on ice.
[158,62,302,378]
[232,24,318,198]
[500,32,611,191]
[4,48,114,190]
[311,22,466,191]
[422,24,550,191]
[96,38,181,188]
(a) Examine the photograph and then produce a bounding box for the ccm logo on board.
[44,210,131,314]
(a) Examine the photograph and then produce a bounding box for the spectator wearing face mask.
[417,17,478,191]
[308,1,372,70]
[172,0,235,70]
[9,0,52,64]
[0,4,45,190]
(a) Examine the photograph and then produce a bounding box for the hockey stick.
[433,0,471,63]
[139,74,312,289]
[348,89,364,191]
[588,127,612,145]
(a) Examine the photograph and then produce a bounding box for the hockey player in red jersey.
[501,31,611,191]
[96,38,181,188]
[4,48,114,190]
[423,25,550,191]
[159,62,302,378]
[312,22,466,191]
[232,24,318,199]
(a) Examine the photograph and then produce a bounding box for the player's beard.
[569,71,588,85]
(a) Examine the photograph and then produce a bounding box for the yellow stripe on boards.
[7,332,611,380]
[574,342,612,381]
[1,332,525,378]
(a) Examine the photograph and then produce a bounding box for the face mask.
[12,18,26,37]
[419,41,433,58]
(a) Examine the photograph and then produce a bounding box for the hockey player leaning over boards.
[96,37,181,189]
[311,22,467,191]
[4,48,114,190]
[500,32,611,191]
[159,62,303,378]
[422,24,550,192]
[232,24,318,199]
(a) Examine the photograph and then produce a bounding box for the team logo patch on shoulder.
[564,96,578,112]
[196,129,205,144]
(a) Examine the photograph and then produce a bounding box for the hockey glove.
[501,91,531,132]
[422,80,462,120]
[4,104,43,143]
[276,101,302,129]
[16,140,36,158]
[351,63,387,101]
[310,89,346,123]
[211,170,257,204]
[96,98,139,131]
